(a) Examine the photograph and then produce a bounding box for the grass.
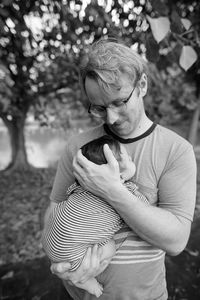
[0,158,199,299]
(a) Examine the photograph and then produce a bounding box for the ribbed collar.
[103,123,157,144]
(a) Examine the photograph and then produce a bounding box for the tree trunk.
[187,100,200,146]
[2,114,31,172]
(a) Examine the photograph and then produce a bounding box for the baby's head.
[81,135,135,180]
[81,135,120,164]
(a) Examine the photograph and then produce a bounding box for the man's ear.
[139,73,148,97]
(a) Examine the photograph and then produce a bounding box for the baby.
[42,135,149,297]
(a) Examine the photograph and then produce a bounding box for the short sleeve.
[158,145,197,221]
[50,143,75,203]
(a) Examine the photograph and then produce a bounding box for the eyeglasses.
[88,86,135,118]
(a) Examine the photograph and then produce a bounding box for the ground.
[0,163,200,300]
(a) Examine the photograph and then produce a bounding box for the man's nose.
[106,108,119,124]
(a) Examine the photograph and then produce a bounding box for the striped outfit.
[111,224,165,265]
[43,181,149,271]
[48,124,196,299]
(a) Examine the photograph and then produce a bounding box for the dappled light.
[0,0,200,299]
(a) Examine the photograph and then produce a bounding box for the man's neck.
[131,117,153,138]
[104,116,155,144]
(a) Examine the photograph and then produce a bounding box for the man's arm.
[105,185,191,256]
[73,144,196,256]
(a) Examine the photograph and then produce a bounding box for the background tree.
[0,0,83,171]
[0,0,199,172]
[145,0,200,144]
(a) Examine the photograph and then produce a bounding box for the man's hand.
[119,144,136,182]
[50,245,103,285]
[72,144,122,199]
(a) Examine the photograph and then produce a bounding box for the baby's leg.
[74,277,103,298]
[72,240,116,297]
[95,239,116,276]
[76,240,116,297]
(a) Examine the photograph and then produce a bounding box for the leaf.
[0,19,6,33]
[170,10,184,34]
[181,18,192,30]
[145,34,159,63]
[156,55,170,70]
[0,8,9,18]
[1,271,14,279]
[0,64,8,74]
[146,16,170,43]
[151,0,169,15]
[2,0,13,6]
[179,46,197,71]
[170,43,182,63]
[184,248,199,257]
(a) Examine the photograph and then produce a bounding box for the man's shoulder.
[153,124,195,168]
[155,124,193,149]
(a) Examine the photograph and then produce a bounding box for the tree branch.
[172,32,197,48]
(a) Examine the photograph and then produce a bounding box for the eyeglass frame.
[88,85,136,118]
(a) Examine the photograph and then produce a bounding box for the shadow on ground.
[1,216,200,300]
[0,163,199,300]
[0,257,72,300]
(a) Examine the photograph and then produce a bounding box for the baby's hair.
[81,135,121,165]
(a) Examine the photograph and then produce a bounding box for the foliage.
[0,0,82,125]
[0,164,200,299]
[0,168,54,265]
[146,64,197,125]
[0,0,200,170]
[0,0,199,126]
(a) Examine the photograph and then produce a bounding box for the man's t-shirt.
[50,123,197,300]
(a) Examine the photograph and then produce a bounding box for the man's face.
[85,74,146,138]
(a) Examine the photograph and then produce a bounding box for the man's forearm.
[107,185,191,256]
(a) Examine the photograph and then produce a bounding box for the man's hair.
[80,38,148,94]
[81,135,121,165]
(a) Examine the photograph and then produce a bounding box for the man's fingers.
[75,150,95,168]
[91,244,99,268]
[72,152,83,171]
[82,246,92,272]
[98,245,103,260]
[103,144,119,168]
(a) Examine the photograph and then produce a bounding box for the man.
[44,38,197,300]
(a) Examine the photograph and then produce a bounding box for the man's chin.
[110,124,127,136]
